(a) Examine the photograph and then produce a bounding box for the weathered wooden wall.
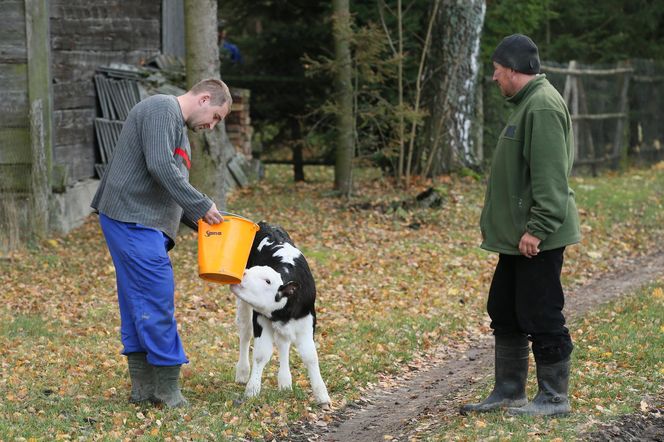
[49,0,161,186]
[0,1,30,192]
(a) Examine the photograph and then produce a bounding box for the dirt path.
[290,250,664,442]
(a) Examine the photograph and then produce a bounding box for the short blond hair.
[190,78,233,108]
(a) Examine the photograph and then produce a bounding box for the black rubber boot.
[508,357,571,416]
[153,365,189,408]
[460,335,529,414]
[127,353,156,403]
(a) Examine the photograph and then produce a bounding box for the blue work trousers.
[99,213,188,366]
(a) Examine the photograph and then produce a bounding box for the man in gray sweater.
[92,78,232,407]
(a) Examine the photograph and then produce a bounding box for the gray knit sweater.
[91,95,212,245]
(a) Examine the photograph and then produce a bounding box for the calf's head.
[230,266,300,317]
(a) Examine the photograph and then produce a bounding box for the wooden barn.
[0,0,251,252]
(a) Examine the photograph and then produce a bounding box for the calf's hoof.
[278,374,292,390]
[316,394,331,407]
[235,364,250,384]
[244,381,261,398]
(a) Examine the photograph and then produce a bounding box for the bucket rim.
[198,212,258,229]
[220,211,256,224]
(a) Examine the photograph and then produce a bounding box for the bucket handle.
[218,211,256,224]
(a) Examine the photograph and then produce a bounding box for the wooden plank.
[0,63,29,125]
[0,46,27,63]
[162,0,186,58]
[52,33,160,53]
[0,1,27,34]
[50,19,160,52]
[577,78,597,175]
[53,143,96,184]
[53,108,97,184]
[612,63,631,168]
[570,67,580,162]
[30,99,49,236]
[563,61,574,104]
[0,1,27,61]
[50,17,160,35]
[571,113,628,121]
[53,109,95,147]
[0,63,29,127]
[227,155,249,188]
[0,31,27,50]
[574,153,620,165]
[0,105,29,127]
[0,63,28,89]
[50,1,160,19]
[632,75,664,83]
[0,128,31,163]
[53,80,97,110]
[51,49,159,84]
[0,95,29,127]
[26,0,54,192]
[0,164,31,192]
[541,65,634,76]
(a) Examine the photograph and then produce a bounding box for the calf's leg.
[295,331,330,405]
[235,299,253,383]
[275,333,292,390]
[245,321,274,398]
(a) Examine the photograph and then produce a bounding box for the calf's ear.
[278,281,300,297]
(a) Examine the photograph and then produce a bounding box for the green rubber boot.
[127,353,156,403]
[460,335,529,414]
[153,365,189,408]
[508,357,571,417]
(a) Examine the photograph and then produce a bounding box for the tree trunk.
[421,0,485,176]
[291,119,305,182]
[332,0,354,195]
[184,0,235,208]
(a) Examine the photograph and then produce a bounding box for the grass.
[0,164,662,440]
[423,282,664,441]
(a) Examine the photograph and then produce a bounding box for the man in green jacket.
[461,34,581,417]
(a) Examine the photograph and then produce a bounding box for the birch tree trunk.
[421,0,485,176]
[184,0,235,208]
[332,0,354,195]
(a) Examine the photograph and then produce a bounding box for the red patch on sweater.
[174,147,191,169]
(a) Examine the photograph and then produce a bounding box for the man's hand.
[203,203,224,225]
[519,232,541,258]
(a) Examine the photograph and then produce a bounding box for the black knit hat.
[492,34,540,74]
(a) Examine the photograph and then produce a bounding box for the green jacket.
[480,75,581,255]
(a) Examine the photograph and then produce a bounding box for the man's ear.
[199,94,211,106]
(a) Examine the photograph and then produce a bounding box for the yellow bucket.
[198,213,259,284]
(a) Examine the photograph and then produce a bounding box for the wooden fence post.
[544,62,633,172]
[30,99,49,237]
[612,61,631,169]
[25,0,53,237]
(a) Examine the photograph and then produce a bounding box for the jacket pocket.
[509,194,529,233]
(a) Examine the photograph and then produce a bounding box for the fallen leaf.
[652,287,664,299]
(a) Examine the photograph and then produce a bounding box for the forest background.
[218,0,664,186]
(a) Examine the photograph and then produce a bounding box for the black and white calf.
[229,222,330,406]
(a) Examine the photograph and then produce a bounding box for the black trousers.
[487,247,573,364]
